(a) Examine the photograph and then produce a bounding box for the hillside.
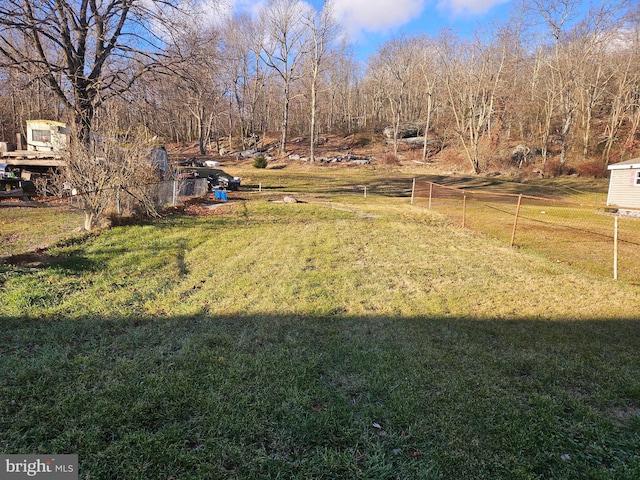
[166,130,632,180]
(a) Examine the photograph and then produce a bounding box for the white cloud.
[437,0,510,16]
[222,0,266,19]
[332,0,427,36]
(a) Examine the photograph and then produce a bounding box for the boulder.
[236,149,258,159]
[383,122,421,139]
[511,145,531,166]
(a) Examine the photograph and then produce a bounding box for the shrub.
[253,154,268,169]
[575,160,607,178]
[352,133,371,148]
[544,160,576,177]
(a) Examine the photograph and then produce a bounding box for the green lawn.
[0,201,84,257]
[2,174,640,479]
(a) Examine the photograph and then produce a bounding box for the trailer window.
[31,129,51,143]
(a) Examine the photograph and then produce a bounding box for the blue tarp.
[214,190,227,201]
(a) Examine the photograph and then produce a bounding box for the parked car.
[177,170,199,180]
[207,169,241,191]
[178,158,204,167]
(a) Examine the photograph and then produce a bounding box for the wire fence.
[113,177,209,212]
[156,178,209,207]
[61,177,209,218]
[411,180,640,282]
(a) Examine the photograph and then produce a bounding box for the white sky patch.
[193,0,230,26]
[437,0,510,16]
[222,0,266,19]
[332,0,427,37]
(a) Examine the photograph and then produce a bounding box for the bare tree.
[369,37,421,157]
[0,0,183,145]
[259,0,310,155]
[62,123,159,231]
[529,0,581,168]
[302,1,339,162]
[440,33,505,173]
[417,36,440,162]
[167,23,223,155]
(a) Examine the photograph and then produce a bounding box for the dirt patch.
[1,249,58,267]
[163,194,239,217]
[610,405,640,426]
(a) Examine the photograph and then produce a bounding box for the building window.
[636,171,640,186]
[31,129,51,143]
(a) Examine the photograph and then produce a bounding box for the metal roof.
[25,119,67,127]
[607,158,640,170]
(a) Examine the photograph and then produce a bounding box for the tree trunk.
[84,211,95,231]
[280,81,290,155]
[310,74,317,162]
[422,92,433,162]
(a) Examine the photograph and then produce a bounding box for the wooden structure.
[0,119,68,169]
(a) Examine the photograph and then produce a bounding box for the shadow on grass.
[2,312,640,479]
[414,175,609,199]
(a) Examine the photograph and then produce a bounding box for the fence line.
[65,177,209,218]
[410,179,640,282]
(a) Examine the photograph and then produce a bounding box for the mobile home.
[26,120,68,152]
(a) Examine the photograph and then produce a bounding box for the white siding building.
[607,158,640,209]
[26,120,68,152]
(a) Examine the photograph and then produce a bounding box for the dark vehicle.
[0,171,36,197]
[178,158,205,167]
[207,169,241,191]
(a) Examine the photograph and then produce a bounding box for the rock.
[283,196,299,204]
[237,149,257,159]
[383,122,421,139]
[511,145,530,166]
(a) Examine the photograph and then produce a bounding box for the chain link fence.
[64,177,209,219]
[156,178,209,207]
[411,180,640,282]
[109,177,209,214]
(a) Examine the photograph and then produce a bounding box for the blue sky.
[326,0,513,59]
[218,0,619,62]
[224,0,516,60]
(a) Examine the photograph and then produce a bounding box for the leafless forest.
[1,0,639,175]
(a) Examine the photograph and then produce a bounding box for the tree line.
[0,0,639,175]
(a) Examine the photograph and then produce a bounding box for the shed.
[607,158,640,208]
[26,120,68,152]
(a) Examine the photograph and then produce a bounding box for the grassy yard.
[0,200,84,257]
[1,169,640,479]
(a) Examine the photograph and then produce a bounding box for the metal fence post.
[172,179,178,206]
[462,194,467,228]
[614,215,619,281]
[411,177,415,205]
[510,194,523,247]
